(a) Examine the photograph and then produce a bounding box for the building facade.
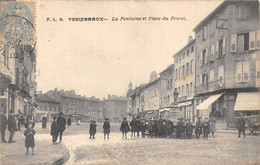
[0,45,37,119]
[35,93,61,122]
[193,1,260,128]
[173,37,196,122]
[104,95,127,123]
[158,64,175,118]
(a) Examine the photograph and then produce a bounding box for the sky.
[36,0,223,99]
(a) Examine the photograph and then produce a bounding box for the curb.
[52,143,70,165]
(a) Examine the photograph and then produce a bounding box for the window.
[237,5,248,20]
[202,74,207,85]
[249,32,256,50]
[190,82,193,96]
[256,60,260,87]
[170,79,173,88]
[257,31,260,49]
[167,95,170,103]
[175,69,178,80]
[238,33,249,52]
[218,38,226,56]
[218,65,224,84]
[179,56,182,63]
[191,46,194,53]
[190,60,193,74]
[236,61,250,82]
[182,65,185,76]
[210,43,215,60]
[186,84,189,97]
[186,63,189,75]
[209,69,214,82]
[179,67,181,79]
[175,57,178,63]
[182,85,184,97]
[183,52,185,58]
[187,49,189,56]
[231,34,237,52]
[203,25,208,40]
[201,49,208,65]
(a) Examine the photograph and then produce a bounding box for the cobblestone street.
[62,123,260,165]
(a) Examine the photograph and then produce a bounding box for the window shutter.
[222,37,226,56]
[256,31,260,49]
[216,41,219,58]
[218,65,224,84]
[200,51,203,66]
[237,63,242,82]
[249,32,256,50]
[211,44,214,60]
[231,34,237,52]
[205,48,208,64]
[243,62,250,82]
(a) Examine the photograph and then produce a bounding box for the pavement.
[0,124,70,165]
[0,122,259,165]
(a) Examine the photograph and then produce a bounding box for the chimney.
[188,36,193,43]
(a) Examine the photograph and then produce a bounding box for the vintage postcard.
[0,0,259,165]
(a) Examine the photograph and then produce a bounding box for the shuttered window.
[249,31,256,50]
[231,34,237,52]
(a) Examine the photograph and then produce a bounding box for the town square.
[0,1,259,165]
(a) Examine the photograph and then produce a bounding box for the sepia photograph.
[0,0,259,164]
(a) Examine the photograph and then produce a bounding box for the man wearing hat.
[176,117,185,139]
[158,116,165,138]
[1,108,8,143]
[103,118,110,140]
[195,116,203,139]
[152,116,158,137]
[136,116,141,137]
[57,112,66,142]
[130,116,137,137]
[237,113,246,138]
[8,110,17,143]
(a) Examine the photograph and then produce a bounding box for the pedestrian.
[140,119,147,138]
[209,114,216,138]
[67,117,71,127]
[51,116,58,144]
[237,113,246,138]
[1,109,8,143]
[164,116,173,139]
[202,118,210,139]
[195,117,202,139]
[17,110,24,131]
[146,117,153,137]
[25,115,35,129]
[8,110,17,143]
[176,117,185,139]
[89,120,97,139]
[24,122,36,155]
[136,116,141,137]
[120,117,130,139]
[103,118,110,140]
[57,112,66,142]
[130,117,137,137]
[152,116,158,137]
[185,119,193,139]
[42,116,47,129]
[158,116,165,137]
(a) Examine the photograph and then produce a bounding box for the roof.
[172,39,195,58]
[143,78,160,89]
[193,1,228,32]
[160,64,174,75]
[35,94,61,103]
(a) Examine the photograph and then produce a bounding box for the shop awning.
[234,92,260,111]
[178,101,192,107]
[196,93,224,110]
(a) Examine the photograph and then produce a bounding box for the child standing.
[120,117,130,139]
[103,118,110,140]
[24,122,36,155]
[89,120,97,139]
[51,116,58,144]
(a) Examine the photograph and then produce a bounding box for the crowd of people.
[118,115,217,140]
[1,109,248,155]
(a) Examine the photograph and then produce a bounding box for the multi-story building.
[83,97,104,123]
[35,93,61,121]
[158,64,175,118]
[0,45,37,118]
[104,95,127,123]
[173,37,196,122]
[193,1,260,128]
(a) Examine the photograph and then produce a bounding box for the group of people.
[118,115,218,140]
